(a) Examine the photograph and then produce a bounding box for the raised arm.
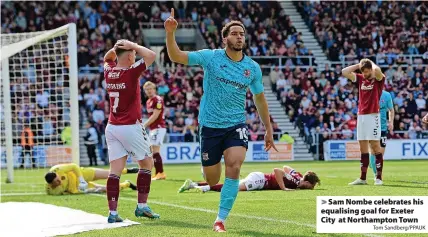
[115,40,156,68]
[341,64,359,82]
[134,44,156,68]
[164,8,189,65]
[370,61,386,81]
[104,46,117,62]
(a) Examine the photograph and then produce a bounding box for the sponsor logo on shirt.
[215,77,247,90]
[108,71,121,79]
[361,84,374,90]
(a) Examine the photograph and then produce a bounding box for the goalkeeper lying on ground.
[45,163,138,195]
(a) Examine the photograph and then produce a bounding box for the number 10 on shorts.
[236,128,248,140]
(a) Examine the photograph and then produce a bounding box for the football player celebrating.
[178,166,320,193]
[342,59,386,185]
[166,9,277,232]
[45,163,138,195]
[143,81,167,180]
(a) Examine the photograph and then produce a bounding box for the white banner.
[323,139,428,161]
[317,196,428,234]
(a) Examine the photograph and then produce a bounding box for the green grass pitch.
[1,160,428,237]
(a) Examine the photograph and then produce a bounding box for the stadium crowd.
[2,1,427,158]
[296,1,427,63]
[2,1,293,146]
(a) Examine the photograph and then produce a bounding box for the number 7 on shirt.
[109,92,119,113]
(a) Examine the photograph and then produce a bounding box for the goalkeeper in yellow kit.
[45,163,139,195]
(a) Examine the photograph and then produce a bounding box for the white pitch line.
[0,192,45,197]
[91,194,382,237]
[0,192,381,237]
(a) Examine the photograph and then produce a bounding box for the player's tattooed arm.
[274,168,295,191]
[164,8,189,65]
[341,64,359,82]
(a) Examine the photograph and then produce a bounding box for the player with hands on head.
[103,39,159,223]
[165,8,277,232]
[342,59,386,186]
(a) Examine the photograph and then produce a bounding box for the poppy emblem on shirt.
[244,69,251,77]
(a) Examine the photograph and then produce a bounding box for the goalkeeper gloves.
[78,176,88,192]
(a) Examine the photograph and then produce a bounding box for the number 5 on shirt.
[109,92,119,113]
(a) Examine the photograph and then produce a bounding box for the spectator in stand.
[20,123,36,168]
[84,121,98,166]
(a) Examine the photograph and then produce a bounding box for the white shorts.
[357,114,381,141]
[149,128,167,146]
[105,123,152,162]
[240,172,266,191]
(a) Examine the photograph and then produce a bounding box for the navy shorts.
[199,123,249,166]
[380,131,387,148]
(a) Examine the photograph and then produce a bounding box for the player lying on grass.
[178,166,320,193]
[45,163,138,195]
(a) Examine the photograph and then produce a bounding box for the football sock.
[216,178,239,223]
[197,182,209,186]
[375,153,384,180]
[369,154,377,175]
[210,184,224,192]
[107,174,120,213]
[137,169,151,204]
[360,153,369,180]
[153,153,164,174]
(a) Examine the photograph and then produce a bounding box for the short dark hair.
[115,39,133,57]
[359,58,372,71]
[303,171,320,186]
[221,21,246,38]
[45,172,57,184]
[115,47,132,57]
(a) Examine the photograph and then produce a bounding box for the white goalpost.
[0,23,79,194]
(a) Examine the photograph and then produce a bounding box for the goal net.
[1,23,79,195]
